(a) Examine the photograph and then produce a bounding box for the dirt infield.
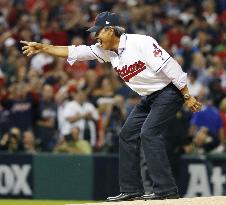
[66,196,226,205]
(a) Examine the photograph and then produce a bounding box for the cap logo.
[106,21,110,25]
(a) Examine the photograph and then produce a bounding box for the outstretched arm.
[20,40,68,57]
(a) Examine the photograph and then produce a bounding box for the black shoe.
[142,191,180,200]
[106,192,144,202]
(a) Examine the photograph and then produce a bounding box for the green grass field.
[0,200,97,205]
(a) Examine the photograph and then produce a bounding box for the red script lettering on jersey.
[114,60,146,82]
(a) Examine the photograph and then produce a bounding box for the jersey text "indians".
[114,60,146,82]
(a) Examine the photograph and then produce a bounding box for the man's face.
[95,27,114,50]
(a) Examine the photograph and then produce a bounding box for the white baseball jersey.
[67,34,187,96]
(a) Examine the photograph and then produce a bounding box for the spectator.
[208,78,225,107]
[22,130,37,154]
[189,97,224,153]
[175,35,204,72]
[34,84,57,151]
[98,95,126,153]
[91,76,116,105]
[207,56,226,90]
[193,30,212,56]
[187,69,207,98]
[0,127,23,152]
[127,6,146,35]
[165,19,186,49]
[5,82,34,131]
[192,126,221,154]
[55,87,69,141]
[179,3,196,25]
[202,0,218,26]
[42,19,68,45]
[63,89,99,148]
[82,70,98,98]
[30,39,54,74]
[54,126,92,154]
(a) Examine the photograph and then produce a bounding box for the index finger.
[20,40,30,45]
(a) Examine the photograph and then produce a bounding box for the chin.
[100,43,108,50]
[101,44,105,49]
[102,45,110,50]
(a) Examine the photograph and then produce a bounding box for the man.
[190,96,224,153]
[54,126,92,155]
[35,84,57,151]
[21,11,202,201]
[63,89,99,147]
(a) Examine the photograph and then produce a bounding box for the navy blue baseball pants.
[119,83,184,194]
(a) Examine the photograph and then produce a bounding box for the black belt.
[147,82,179,97]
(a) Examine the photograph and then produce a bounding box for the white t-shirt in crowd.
[62,100,99,146]
[30,53,54,73]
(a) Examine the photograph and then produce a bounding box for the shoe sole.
[143,195,180,200]
[106,196,143,202]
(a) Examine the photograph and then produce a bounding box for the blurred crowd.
[0,0,226,156]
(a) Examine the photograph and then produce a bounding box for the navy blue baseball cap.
[87,11,120,32]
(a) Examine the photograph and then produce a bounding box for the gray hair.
[105,26,126,37]
[112,26,126,37]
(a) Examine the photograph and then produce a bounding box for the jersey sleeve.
[161,58,187,90]
[67,43,110,65]
[141,36,171,73]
